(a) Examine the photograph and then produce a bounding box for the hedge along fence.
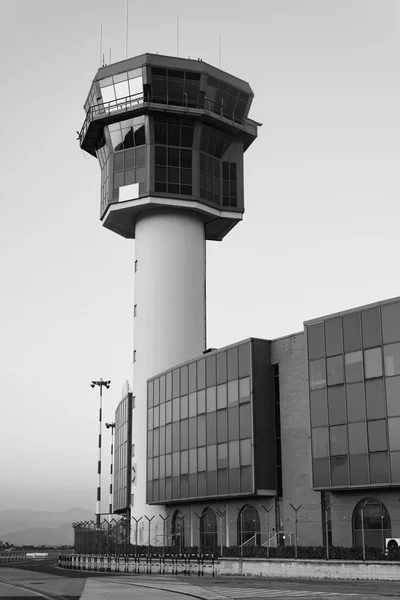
[221,545,400,561]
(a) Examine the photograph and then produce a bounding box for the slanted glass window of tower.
[150,67,201,107]
[96,134,111,215]
[205,76,249,124]
[199,128,239,207]
[154,116,194,196]
[98,69,143,116]
[109,116,147,201]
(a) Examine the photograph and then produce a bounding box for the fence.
[58,552,215,576]
[0,554,30,565]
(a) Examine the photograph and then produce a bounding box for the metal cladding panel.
[252,339,276,491]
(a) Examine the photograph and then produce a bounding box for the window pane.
[189,448,197,473]
[240,466,252,492]
[217,409,228,442]
[188,418,196,448]
[382,302,400,344]
[207,411,217,445]
[180,419,188,450]
[207,444,216,470]
[330,425,348,456]
[172,451,180,476]
[369,452,389,483]
[364,347,383,379]
[348,422,367,455]
[345,351,363,384]
[240,438,251,465]
[310,388,328,427]
[362,308,382,348]
[229,440,240,468]
[388,417,400,450]
[390,451,400,482]
[343,312,362,352]
[330,456,349,486]
[365,378,386,420]
[239,403,252,438]
[386,376,400,417]
[239,377,250,403]
[188,391,196,417]
[312,427,329,458]
[228,380,239,405]
[350,455,369,485]
[312,458,330,487]
[328,386,346,425]
[228,406,239,440]
[181,395,188,420]
[189,361,196,393]
[206,354,216,386]
[197,359,205,389]
[172,397,179,421]
[217,469,228,495]
[307,322,325,360]
[325,318,343,357]
[384,343,400,377]
[217,383,227,409]
[207,386,216,412]
[165,453,171,477]
[216,351,227,383]
[229,467,240,494]
[346,382,366,422]
[238,343,251,377]
[207,471,217,495]
[327,355,344,386]
[217,442,228,469]
[227,347,238,381]
[165,400,172,423]
[309,359,326,390]
[172,369,180,398]
[368,419,387,452]
[198,446,206,471]
[198,414,206,446]
[180,366,188,395]
[197,389,205,414]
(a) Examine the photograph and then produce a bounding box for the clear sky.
[1,0,399,512]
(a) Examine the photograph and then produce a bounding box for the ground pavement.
[1,559,400,600]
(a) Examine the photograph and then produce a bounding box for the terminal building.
[79,53,400,551]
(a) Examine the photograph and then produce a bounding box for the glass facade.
[113,392,132,512]
[146,340,274,504]
[80,57,253,220]
[307,300,400,489]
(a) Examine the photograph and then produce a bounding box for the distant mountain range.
[0,508,94,545]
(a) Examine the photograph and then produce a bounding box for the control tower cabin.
[79,53,259,521]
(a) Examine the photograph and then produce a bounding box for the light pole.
[91,379,111,528]
[105,422,115,519]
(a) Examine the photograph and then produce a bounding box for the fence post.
[132,517,142,556]
[160,514,169,556]
[194,511,202,555]
[324,502,332,560]
[361,500,368,561]
[216,509,227,557]
[176,513,186,554]
[144,515,155,556]
[260,504,273,559]
[289,504,302,559]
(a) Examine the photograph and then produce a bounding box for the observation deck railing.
[79,91,256,146]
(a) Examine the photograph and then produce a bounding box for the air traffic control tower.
[79,53,259,525]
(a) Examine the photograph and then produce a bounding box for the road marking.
[198,588,361,598]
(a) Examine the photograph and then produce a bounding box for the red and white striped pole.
[91,379,111,528]
[105,422,115,519]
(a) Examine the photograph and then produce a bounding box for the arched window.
[200,507,217,550]
[237,504,261,546]
[352,498,391,550]
[171,510,186,550]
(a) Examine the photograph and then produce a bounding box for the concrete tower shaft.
[132,210,206,520]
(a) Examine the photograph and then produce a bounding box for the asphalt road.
[0,559,400,600]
